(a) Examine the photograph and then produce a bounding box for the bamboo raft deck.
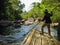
[21,29,60,45]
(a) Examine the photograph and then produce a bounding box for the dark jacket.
[42,12,53,23]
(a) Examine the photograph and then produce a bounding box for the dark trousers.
[41,23,51,35]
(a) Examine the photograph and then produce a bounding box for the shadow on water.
[0,23,57,45]
[0,23,37,45]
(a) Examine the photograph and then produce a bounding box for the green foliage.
[41,0,60,22]
[22,0,60,22]
[21,12,28,19]
[0,0,25,20]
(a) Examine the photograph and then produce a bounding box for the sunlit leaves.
[19,0,60,22]
[41,0,60,22]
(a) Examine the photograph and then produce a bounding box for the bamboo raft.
[21,29,60,45]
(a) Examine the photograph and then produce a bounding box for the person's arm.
[41,15,45,21]
[50,11,53,16]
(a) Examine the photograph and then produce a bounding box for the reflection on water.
[0,23,57,45]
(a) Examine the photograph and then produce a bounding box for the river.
[0,22,57,45]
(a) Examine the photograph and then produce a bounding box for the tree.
[0,0,9,20]
[0,0,25,35]
[27,0,60,22]
[41,0,60,22]
[0,0,25,20]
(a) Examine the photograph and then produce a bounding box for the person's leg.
[41,23,46,34]
[47,23,51,36]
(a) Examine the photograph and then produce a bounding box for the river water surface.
[0,23,57,45]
